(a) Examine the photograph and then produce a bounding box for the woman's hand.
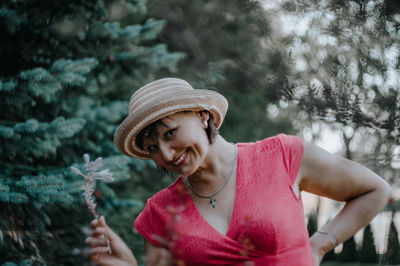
[310,234,330,266]
[144,240,173,266]
[311,251,321,266]
[86,216,138,266]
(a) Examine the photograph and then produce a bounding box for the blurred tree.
[383,216,400,264]
[0,0,183,264]
[337,236,358,262]
[278,0,400,185]
[322,246,336,262]
[358,224,378,263]
[307,212,318,237]
[147,0,296,142]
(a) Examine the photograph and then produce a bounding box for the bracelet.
[317,230,337,247]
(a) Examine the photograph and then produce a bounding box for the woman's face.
[142,111,210,176]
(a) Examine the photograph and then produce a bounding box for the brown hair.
[136,112,218,151]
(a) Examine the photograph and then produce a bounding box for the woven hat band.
[129,79,193,112]
[129,85,192,114]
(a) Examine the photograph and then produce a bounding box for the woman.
[86,78,391,265]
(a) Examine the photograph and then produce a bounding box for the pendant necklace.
[187,144,237,208]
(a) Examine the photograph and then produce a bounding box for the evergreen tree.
[0,0,183,264]
[383,218,400,264]
[358,224,378,263]
[147,0,295,142]
[323,248,336,262]
[337,236,358,262]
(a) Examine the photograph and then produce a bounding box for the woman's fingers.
[89,246,113,265]
[98,216,108,228]
[87,216,138,265]
[89,217,109,238]
[158,249,172,266]
[97,216,122,244]
[93,226,106,235]
[91,218,99,228]
[146,248,172,266]
[86,236,107,247]
[89,246,110,256]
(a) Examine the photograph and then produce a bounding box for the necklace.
[187,144,237,208]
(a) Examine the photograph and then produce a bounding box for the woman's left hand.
[311,247,323,266]
[312,253,320,266]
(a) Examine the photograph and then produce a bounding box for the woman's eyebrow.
[158,120,171,129]
[160,117,173,126]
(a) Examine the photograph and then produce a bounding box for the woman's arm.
[296,141,392,264]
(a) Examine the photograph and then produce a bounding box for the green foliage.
[0,0,183,264]
[358,224,378,263]
[1,260,33,266]
[2,0,395,264]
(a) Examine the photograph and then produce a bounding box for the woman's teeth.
[174,152,186,165]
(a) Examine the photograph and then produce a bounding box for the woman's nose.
[159,143,174,162]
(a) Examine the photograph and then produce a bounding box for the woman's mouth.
[173,151,187,166]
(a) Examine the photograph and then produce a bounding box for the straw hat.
[114,78,228,159]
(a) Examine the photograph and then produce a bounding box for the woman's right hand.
[144,240,173,266]
[86,216,138,266]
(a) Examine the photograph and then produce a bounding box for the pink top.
[134,134,313,265]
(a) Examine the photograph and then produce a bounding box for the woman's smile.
[173,151,188,166]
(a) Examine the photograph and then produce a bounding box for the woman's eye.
[165,129,175,138]
[147,145,158,153]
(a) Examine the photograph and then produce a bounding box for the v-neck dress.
[134,134,314,265]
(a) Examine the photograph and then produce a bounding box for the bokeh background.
[0,0,399,265]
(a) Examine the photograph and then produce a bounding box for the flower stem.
[95,215,112,254]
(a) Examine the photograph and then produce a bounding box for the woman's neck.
[188,135,236,193]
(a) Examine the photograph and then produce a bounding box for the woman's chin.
[176,164,197,177]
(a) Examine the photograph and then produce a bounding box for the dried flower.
[70,153,114,254]
[71,154,114,218]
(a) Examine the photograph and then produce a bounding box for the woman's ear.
[198,111,210,124]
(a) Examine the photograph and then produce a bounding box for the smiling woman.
[86,78,392,266]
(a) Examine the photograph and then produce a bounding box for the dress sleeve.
[134,199,163,247]
[277,134,304,185]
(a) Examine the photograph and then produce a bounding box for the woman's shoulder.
[238,134,302,154]
[146,176,186,208]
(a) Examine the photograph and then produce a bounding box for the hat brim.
[114,90,228,159]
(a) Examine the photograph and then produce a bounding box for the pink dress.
[134,134,314,265]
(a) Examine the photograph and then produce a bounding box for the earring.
[203,120,208,128]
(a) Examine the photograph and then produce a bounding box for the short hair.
[135,112,218,151]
